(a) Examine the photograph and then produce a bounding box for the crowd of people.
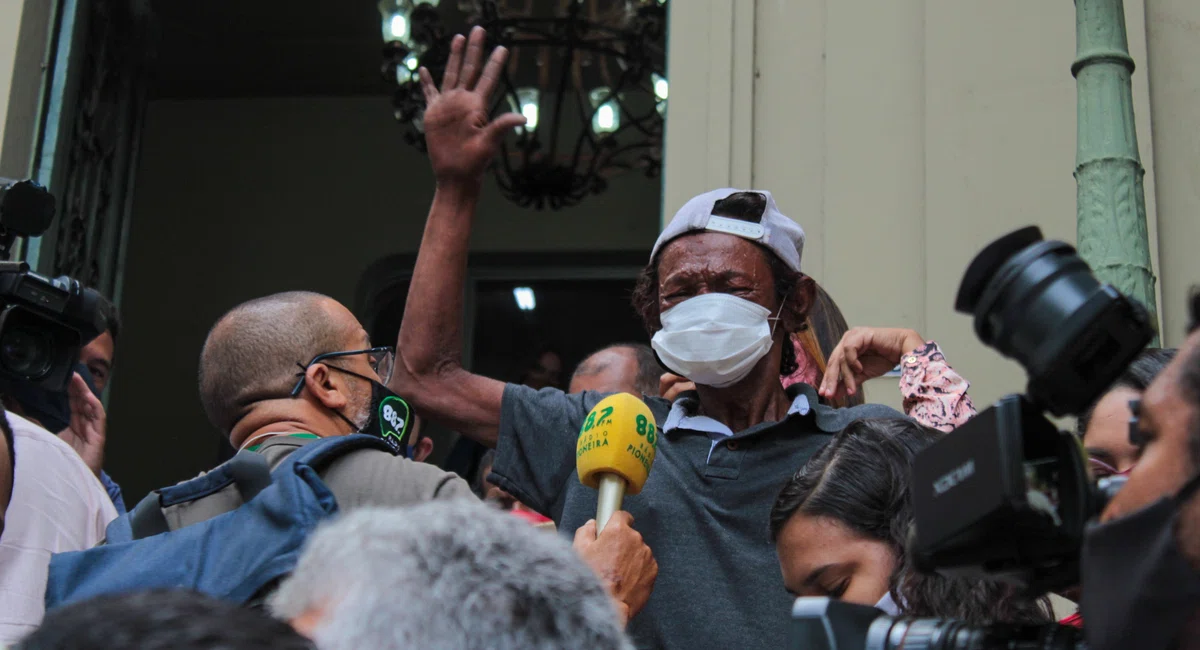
[0,27,1198,650]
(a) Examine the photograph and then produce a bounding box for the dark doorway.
[471,279,647,385]
[357,251,649,473]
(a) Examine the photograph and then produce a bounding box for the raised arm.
[819,327,976,432]
[392,27,527,446]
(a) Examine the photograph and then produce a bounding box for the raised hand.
[419,26,527,183]
[59,372,107,476]
[818,327,926,401]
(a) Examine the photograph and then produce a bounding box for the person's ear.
[782,275,816,334]
[412,436,434,462]
[304,363,351,411]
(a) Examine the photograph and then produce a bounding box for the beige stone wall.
[0,0,53,179]
[664,0,1189,412]
[0,0,26,168]
[1144,0,1200,351]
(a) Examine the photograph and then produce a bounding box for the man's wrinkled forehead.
[658,231,776,279]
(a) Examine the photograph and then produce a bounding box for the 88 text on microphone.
[576,393,659,533]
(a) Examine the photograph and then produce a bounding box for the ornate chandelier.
[380,0,667,210]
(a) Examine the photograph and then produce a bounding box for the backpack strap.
[278,434,395,473]
[45,434,397,610]
[127,491,170,540]
[123,437,388,542]
[158,451,272,507]
[225,451,273,502]
[125,451,272,541]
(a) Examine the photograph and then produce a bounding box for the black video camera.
[908,226,1153,593]
[791,597,1085,650]
[0,178,108,391]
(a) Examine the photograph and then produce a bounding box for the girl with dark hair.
[770,418,1053,625]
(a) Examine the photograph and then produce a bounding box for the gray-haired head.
[269,501,632,650]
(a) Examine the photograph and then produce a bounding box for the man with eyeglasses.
[176,290,474,527]
[178,291,658,622]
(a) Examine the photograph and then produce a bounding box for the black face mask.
[1080,472,1200,650]
[0,363,100,434]
[320,366,413,458]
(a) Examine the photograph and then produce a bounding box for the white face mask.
[650,293,782,389]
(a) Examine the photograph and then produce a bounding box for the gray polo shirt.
[489,382,901,650]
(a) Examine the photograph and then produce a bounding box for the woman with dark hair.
[770,418,1053,625]
[1077,348,1176,477]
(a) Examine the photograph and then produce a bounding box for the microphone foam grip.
[576,392,658,495]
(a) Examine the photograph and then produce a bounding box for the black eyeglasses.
[290,346,395,397]
[1128,398,1146,447]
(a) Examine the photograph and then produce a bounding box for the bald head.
[569,344,664,397]
[200,292,363,435]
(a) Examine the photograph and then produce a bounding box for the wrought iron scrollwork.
[42,0,154,300]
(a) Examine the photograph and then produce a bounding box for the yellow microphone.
[576,393,659,533]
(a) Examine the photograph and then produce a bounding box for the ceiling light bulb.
[390,14,409,40]
[522,104,539,129]
[590,88,620,134]
[515,87,540,132]
[513,287,536,311]
[597,105,615,131]
[653,74,668,101]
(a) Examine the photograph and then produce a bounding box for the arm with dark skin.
[574,511,658,625]
[391,28,526,447]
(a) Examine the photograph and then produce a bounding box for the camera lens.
[870,618,986,649]
[869,617,1086,650]
[0,323,55,380]
[955,226,1153,415]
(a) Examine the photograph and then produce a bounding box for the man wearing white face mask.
[392,29,903,650]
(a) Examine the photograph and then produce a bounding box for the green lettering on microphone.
[625,443,651,473]
[576,437,610,458]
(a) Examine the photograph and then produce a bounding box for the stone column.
[1073,0,1160,343]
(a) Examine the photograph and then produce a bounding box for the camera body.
[909,226,1153,594]
[790,226,1152,649]
[0,262,107,391]
[0,179,107,392]
[908,396,1095,593]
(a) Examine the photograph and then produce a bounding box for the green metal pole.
[1073,0,1160,344]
